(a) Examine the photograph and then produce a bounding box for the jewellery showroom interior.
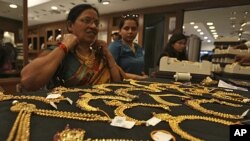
[1,0,250,141]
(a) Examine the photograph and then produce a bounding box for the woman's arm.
[21,34,78,91]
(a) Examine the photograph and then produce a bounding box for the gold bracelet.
[185,98,243,119]
[154,113,234,141]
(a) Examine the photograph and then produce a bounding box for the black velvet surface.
[1,78,250,141]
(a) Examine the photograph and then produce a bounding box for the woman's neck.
[75,43,91,56]
[122,39,133,47]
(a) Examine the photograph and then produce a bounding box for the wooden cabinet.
[46,28,63,46]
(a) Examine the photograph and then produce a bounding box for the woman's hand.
[235,55,250,64]
[93,40,110,57]
[61,34,78,51]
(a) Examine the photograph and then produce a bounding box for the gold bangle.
[150,130,176,141]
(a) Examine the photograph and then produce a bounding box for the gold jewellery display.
[185,98,243,119]
[153,113,235,141]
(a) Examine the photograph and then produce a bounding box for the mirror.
[0,0,23,78]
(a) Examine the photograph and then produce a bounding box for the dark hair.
[119,15,139,29]
[67,4,99,23]
[163,32,187,60]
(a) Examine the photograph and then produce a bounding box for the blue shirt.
[109,40,144,75]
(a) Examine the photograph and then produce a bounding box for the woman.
[157,32,187,65]
[109,15,147,79]
[21,4,123,91]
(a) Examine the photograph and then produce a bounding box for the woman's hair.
[163,32,187,60]
[119,15,139,29]
[67,4,99,24]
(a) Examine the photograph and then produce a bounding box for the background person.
[108,15,147,79]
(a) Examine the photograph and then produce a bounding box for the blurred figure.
[235,55,250,64]
[157,32,187,65]
[0,42,16,72]
[111,32,121,41]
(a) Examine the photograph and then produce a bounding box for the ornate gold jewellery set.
[1,79,249,141]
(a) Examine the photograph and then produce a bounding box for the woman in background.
[157,32,187,65]
[109,15,147,79]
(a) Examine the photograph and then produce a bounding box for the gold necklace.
[93,83,135,92]
[148,82,181,91]
[185,98,243,119]
[212,91,250,103]
[0,92,65,105]
[149,94,191,106]
[54,124,148,141]
[125,79,162,92]
[112,102,170,125]
[153,113,234,141]
[51,86,105,95]
[76,93,133,118]
[75,47,96,68]
[114,87,157,99]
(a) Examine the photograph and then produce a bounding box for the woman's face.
[68,9,99,44]
[172,39,187,53]
[119,19,138,43]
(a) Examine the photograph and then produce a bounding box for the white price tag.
[146,117,161,126]
[46,93,61,99]
[151,130,174,141]
[110,116,135,129]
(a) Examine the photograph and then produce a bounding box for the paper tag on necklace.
[146,117,161,126]
[241,109,250,118]
[46,93,61,99]
[151,131,173,141]
[110,116,135,129]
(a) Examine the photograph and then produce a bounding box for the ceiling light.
[204,36,208,39]
[200,32,204,35]
[102,0,110,5]
[51,6,58,10]
[9,4,18,8]
[190,22,195,25]
[213,35,218,38]
[211,30,216,32]
[212,32,217,35]
[207,40,211,43]
[197,29,201,32]
[206,22,213,25]
[182,26,185,29]
[209,26,215,29]
[194,25,199,29]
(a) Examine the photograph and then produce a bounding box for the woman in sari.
[21,4,123,91]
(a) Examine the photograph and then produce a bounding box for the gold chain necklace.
[124,79,162,92]
[212,91,250,103]
[51,86,105,95]
[93,83,135,92]
[76,93,133,118]
[54,124,148,141]
[114,87,157,99]
[154,113,234,141]
[149,94,191,106]
[110,102,170,125]
[185,98,243,119]
[75,47,96,68]
[0,92,65,105]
